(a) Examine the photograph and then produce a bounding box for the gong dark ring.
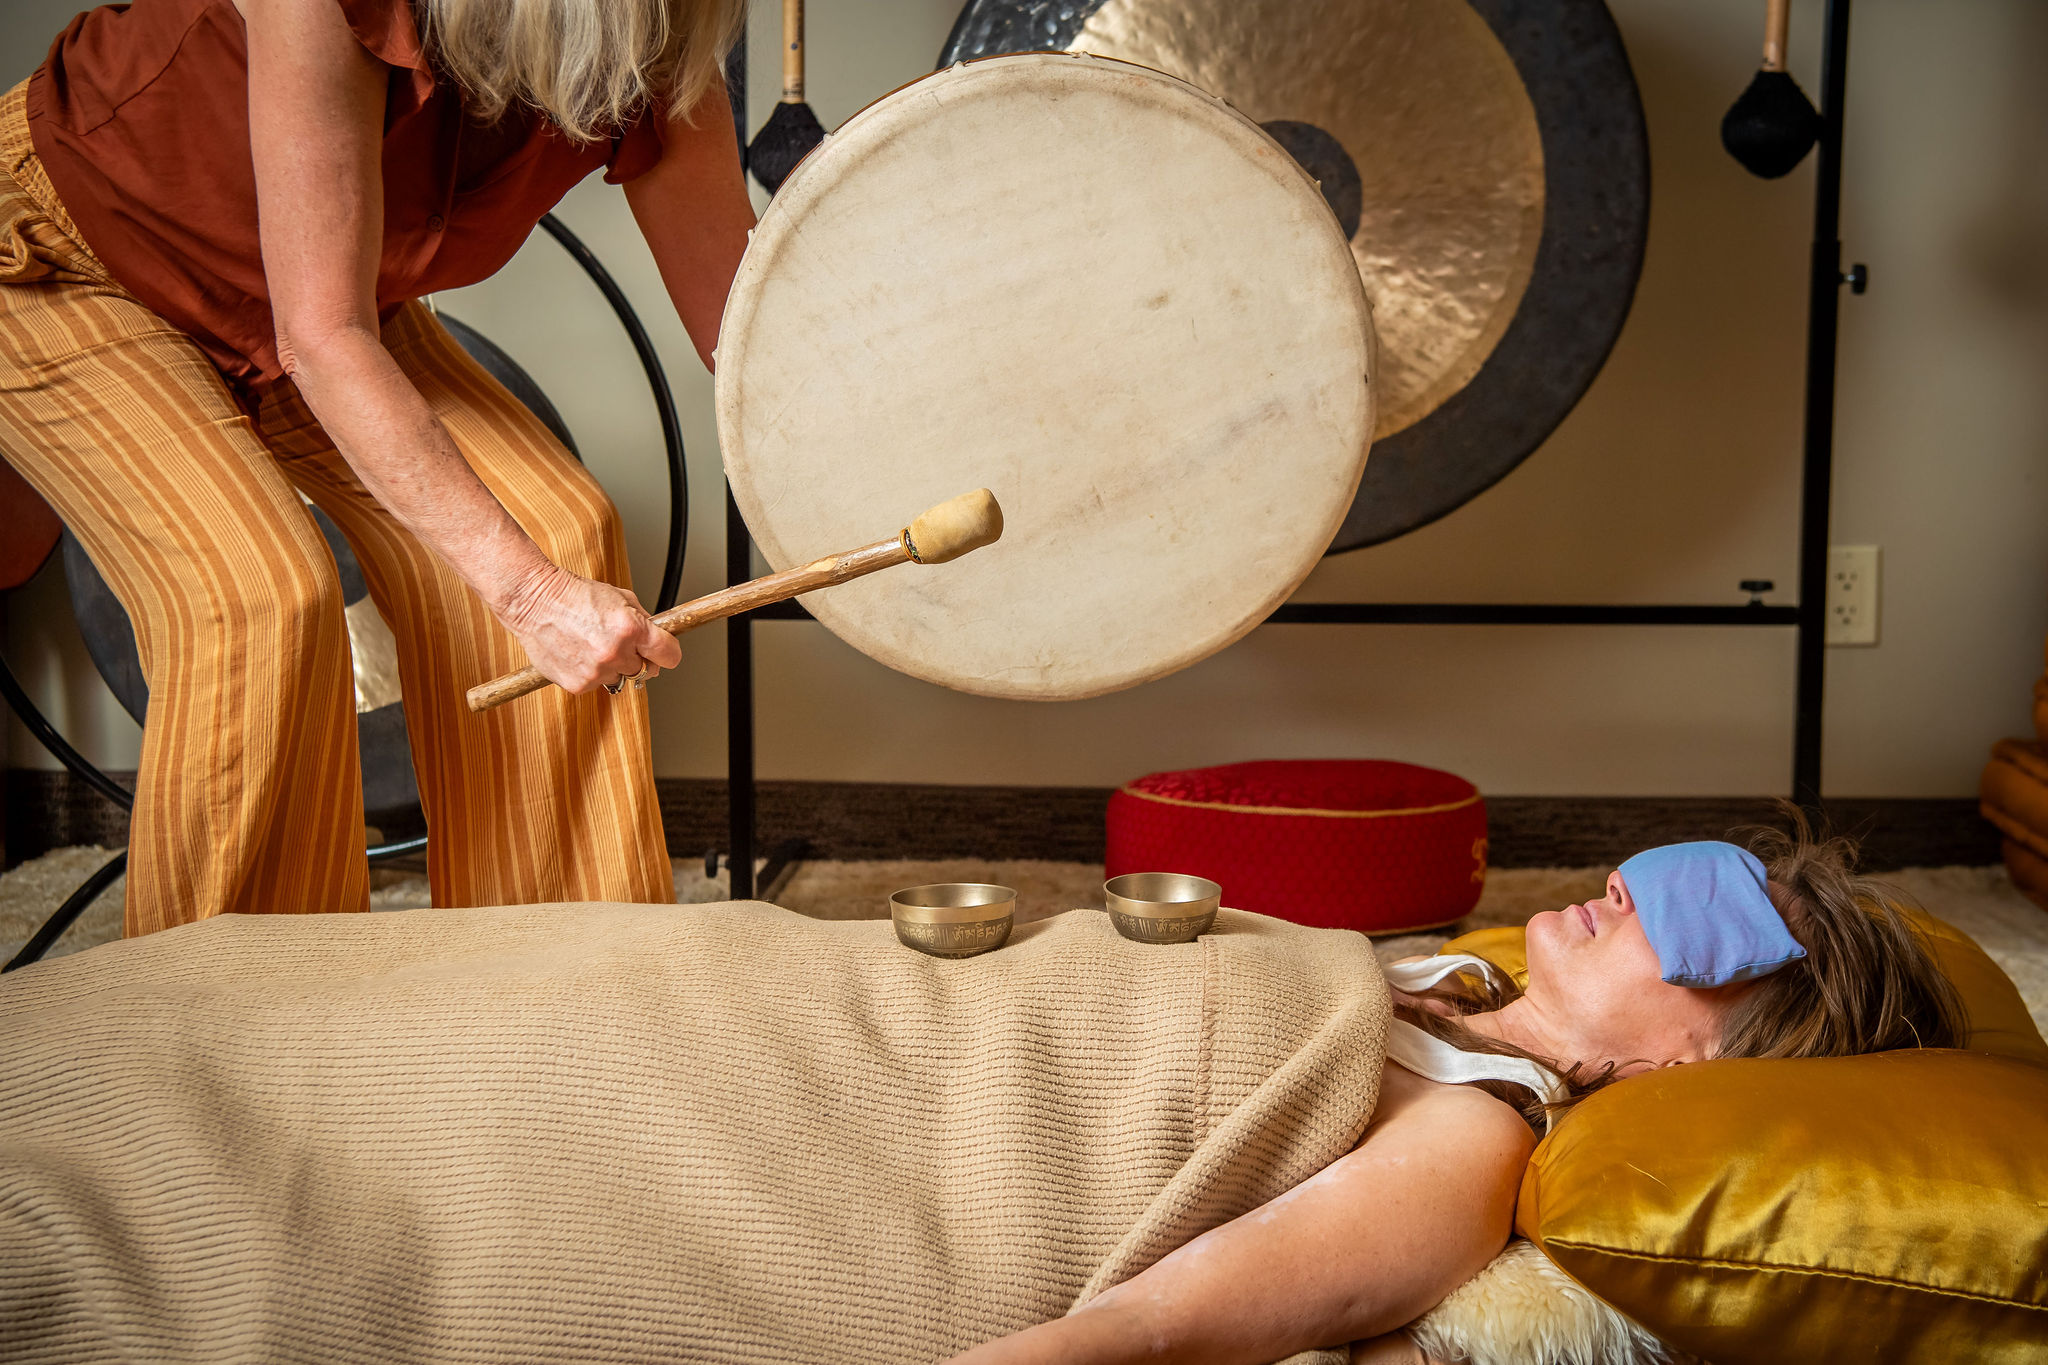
[939,0,1649,552]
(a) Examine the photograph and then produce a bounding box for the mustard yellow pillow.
[1440,916,2048,1363]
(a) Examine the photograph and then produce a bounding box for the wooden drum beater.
[465,489,1003,713]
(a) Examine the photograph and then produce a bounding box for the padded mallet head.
[1722,69,1821,179]
[905,489,1004,565]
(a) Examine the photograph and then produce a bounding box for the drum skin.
[717,54,1377,701]
[941,0,1649,552]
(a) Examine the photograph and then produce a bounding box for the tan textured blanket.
[0,901,1388,1363]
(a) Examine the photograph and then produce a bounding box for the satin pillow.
[1439,913,2048,1364]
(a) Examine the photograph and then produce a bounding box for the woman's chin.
[1525,907,1568,947]
[1521,908,1571,987]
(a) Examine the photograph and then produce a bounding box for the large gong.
[940,0,1649,551]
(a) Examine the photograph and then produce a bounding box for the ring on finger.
[604,675,626,696]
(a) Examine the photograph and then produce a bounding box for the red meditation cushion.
[1104,759,1488,933]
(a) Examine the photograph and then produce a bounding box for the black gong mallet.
[747,0,827,195]
[1722,0,1824,178]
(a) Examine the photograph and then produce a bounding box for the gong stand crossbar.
[720,0,1857,896]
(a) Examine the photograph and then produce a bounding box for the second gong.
[717,53,1376,701]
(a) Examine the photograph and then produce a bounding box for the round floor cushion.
[1105,760,1487,933]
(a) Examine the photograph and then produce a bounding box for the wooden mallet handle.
[465,489,1003,713]
[782,0,805,102]
[1762,0,1791,71]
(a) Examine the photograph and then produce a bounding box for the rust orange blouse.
[27,0,727,397]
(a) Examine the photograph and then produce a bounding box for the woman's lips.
[1574,904,1596,936]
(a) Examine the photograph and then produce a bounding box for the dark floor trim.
[655,779,1115,865]
[1481,796,2001,871]
[4,768,132,867]
[5,770,2001,872]
[657,782,2000,872]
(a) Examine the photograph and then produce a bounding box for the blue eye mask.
[1617,841,1806,988]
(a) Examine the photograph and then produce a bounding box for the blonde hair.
[1397,807,1968,1133]
[417,0,746,141]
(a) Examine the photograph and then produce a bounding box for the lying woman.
[958,823,1966,1364]
[0,824,1960,1364]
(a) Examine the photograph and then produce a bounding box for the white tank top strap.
[1382,955,1571,1132]
[1382,952,1505,994]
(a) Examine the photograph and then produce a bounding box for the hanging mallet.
[1721,0,1822,179]
[465,489,1003,713]
[747,0,827,195]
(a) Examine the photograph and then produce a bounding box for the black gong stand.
[718,0,1864,893]
[1260,0,1862,810]
[2,214,689,970]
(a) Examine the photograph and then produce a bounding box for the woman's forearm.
[622,85,755,370]
[284,323,555,616]
[242,0,677,692]
[245,0,550,609]
[950,1073,1530,1365]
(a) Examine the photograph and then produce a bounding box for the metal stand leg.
[726,484,757,900]
[720,30,762,902]
[1791,0,1855,808]
[2,850,125,973]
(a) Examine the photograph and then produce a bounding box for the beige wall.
[5,0,2045,798]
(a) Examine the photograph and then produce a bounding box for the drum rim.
[716,52,1377,700]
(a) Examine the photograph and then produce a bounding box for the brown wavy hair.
[1395,807,1969,1133]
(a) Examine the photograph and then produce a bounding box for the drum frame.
[718,0,1864,896]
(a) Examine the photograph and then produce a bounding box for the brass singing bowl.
[890,883,1018,958]
[1104,872,1221,945]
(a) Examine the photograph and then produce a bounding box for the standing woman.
[0,0,754,933]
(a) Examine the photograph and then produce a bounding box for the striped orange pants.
[0,89,672,935]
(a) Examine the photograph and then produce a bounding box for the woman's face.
[1520,869,1753,1077]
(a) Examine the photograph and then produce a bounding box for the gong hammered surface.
[1075,0,1542,440]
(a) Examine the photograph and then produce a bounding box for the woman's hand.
[497,565,681,694]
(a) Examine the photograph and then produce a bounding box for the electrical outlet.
[1825,545,1880,646]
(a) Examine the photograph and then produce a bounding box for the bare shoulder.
[1373,1062,1538,1170]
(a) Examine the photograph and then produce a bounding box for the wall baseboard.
[4,770,2000,873]
[654,781,2000,872]
[4,769,133,867]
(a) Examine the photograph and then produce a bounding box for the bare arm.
[243,0,677,692]
[623,85,755,371]
[947,1068,1533,1365]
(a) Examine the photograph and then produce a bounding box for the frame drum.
[717,54,1376,701]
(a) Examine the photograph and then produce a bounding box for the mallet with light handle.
[466,489,1004,713]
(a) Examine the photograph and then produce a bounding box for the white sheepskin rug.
[1407,1239,1696,1365]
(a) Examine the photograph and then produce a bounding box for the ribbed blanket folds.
[0,902,1389,1363]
